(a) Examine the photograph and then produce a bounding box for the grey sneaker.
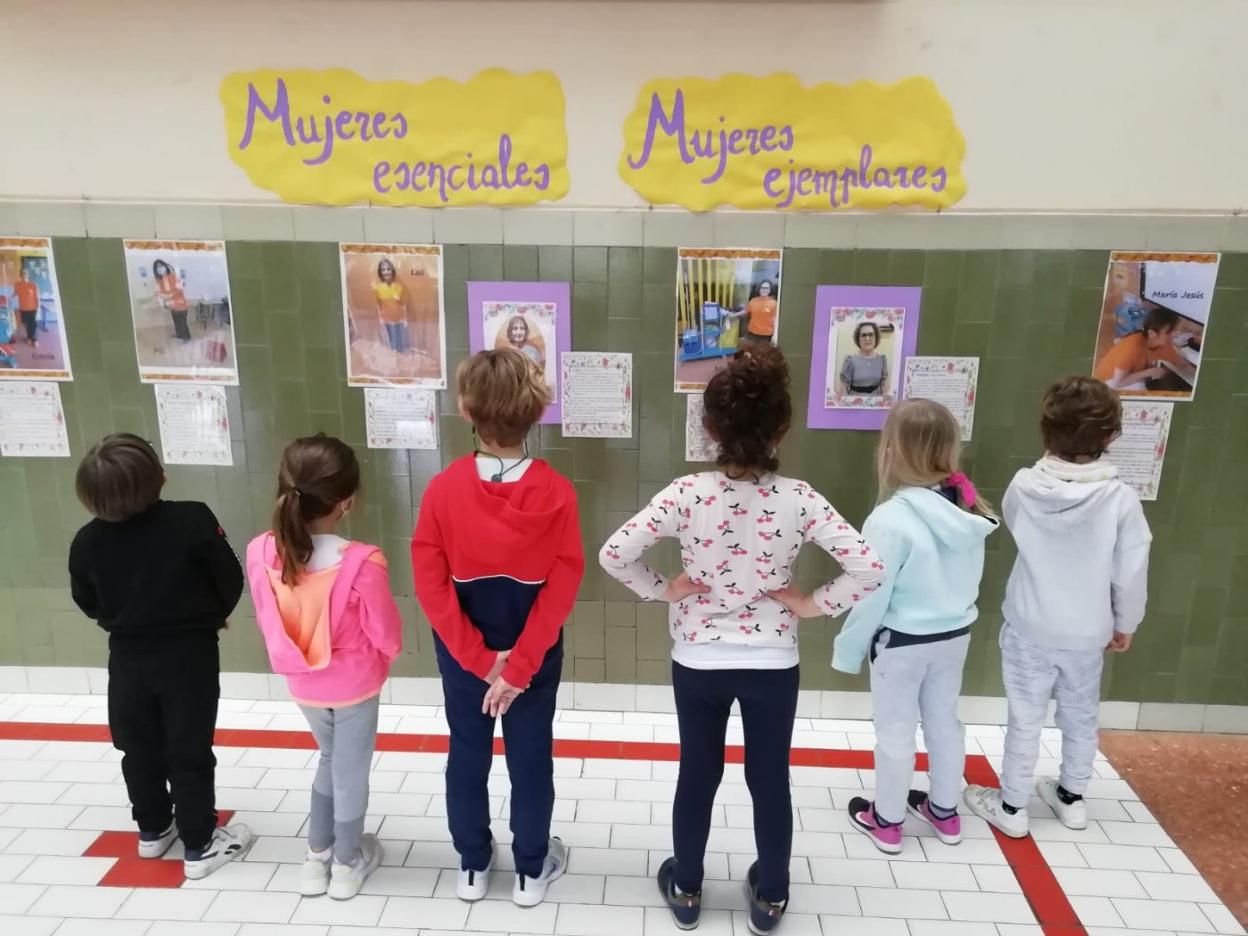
[512,837,567,907]
[327,834,384,901]
[963,785,1029,838]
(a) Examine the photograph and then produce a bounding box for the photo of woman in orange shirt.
[152,258,192,342]
[734,278,778,346]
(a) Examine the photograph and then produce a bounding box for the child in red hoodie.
[412,348,584,908]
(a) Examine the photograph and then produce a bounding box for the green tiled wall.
[2,239,1246,705]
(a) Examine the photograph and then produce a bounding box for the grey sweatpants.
[298,695,380,865]
[1000,623,1103,809]
[869,630,970,825]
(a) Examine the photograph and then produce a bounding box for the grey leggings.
[298,695,380,865]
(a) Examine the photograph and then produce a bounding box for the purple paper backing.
[466,281,571,425]
[806,285,923,431]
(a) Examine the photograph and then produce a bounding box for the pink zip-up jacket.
[246,533,403,707]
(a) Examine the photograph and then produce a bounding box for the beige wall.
[3,0,1246,212]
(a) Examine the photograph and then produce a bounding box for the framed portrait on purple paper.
[807,285,921,431]
[466,281,570,425]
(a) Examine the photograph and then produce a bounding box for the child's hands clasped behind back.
[663,572,711,603]
[765,583,824,619]
[1106,632,1133,653]
[482,677,523,717]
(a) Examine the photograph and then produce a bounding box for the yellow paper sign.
[221,68,569,207]
[619,74,966,212]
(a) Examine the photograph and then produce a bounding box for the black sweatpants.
[672,661,799,904]
[107,631,220,851]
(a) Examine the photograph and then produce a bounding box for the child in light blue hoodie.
[833,400,998,854]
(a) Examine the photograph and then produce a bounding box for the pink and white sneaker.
[907,790,962,845]
[848,797,903,854]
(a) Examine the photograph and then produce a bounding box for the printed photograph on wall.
[341,243,446,388]
[123,240,238,384]
[807,285,922,431]
[466,281,570,424]
[825,308,904,408]
[674,247,782,392]
[1092,251,1219,402]
[0,236,72,381]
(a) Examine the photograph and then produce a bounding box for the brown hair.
[877,399,997,519]
[75,433,164,522]
[272,434,360,584]
[1041,376,1123,460]
[703,344,792,480]
[457,348,552,447]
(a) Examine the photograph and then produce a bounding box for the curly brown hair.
[702,345,792,479]
[1041,376,1123,460]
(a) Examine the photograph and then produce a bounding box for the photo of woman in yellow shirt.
[372,258,411,352]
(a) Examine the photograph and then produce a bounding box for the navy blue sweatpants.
[436,635,561,879]
[672,661,799,904]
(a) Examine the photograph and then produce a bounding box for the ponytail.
[272,489,313,585]
[271,434,361,584]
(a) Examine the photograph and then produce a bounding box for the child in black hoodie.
[68,433,254,879]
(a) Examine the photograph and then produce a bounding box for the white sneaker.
[328,834,383,901]
[1037,777,1088,830]
[138,822,177,859]
[184,824,256,880]
[299,848,332,897]
[512,837,567,907]
[457,843,495,902]
[963,785,1029,839]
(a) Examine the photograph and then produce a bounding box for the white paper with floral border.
[0,381,70,457]
[364,387,439,450]
[561,352,633,438]
[685,395,716,462]
[155,384,232,466]
[902,356,979,441]
[824,306,905,409]
[1104,401,1172,501]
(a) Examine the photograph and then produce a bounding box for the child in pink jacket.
[247,435,402,901]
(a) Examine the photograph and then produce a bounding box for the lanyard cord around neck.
[473,427,531,483]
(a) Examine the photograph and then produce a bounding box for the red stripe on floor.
[3,720,1085,933]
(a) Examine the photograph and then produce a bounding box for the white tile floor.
[0,692,1242,936]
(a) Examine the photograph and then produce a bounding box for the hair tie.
[947,472,978,507]
[290,488,301,498]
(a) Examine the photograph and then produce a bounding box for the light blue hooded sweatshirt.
[832,486,998,674]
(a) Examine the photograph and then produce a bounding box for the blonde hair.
[876,399,996,519]
[457,348,553,447]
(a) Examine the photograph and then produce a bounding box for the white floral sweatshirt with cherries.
[599,472,886,670]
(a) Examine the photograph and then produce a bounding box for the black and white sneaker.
[184,824,256,880]
[457,841,495,902]
[512,837,567,907]
[138,822,177,859]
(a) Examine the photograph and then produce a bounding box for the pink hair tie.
[947,472,978,507]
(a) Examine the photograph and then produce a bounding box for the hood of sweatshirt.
[440,455,572,573]
[891,487,998,549]
[1007,456,1123,534]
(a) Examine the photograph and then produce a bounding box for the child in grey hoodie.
[965,377,1152,837]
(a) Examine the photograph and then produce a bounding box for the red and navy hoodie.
[411,455,584,688]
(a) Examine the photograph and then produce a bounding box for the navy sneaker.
[745,861,788,935]
[656,856,700,930]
